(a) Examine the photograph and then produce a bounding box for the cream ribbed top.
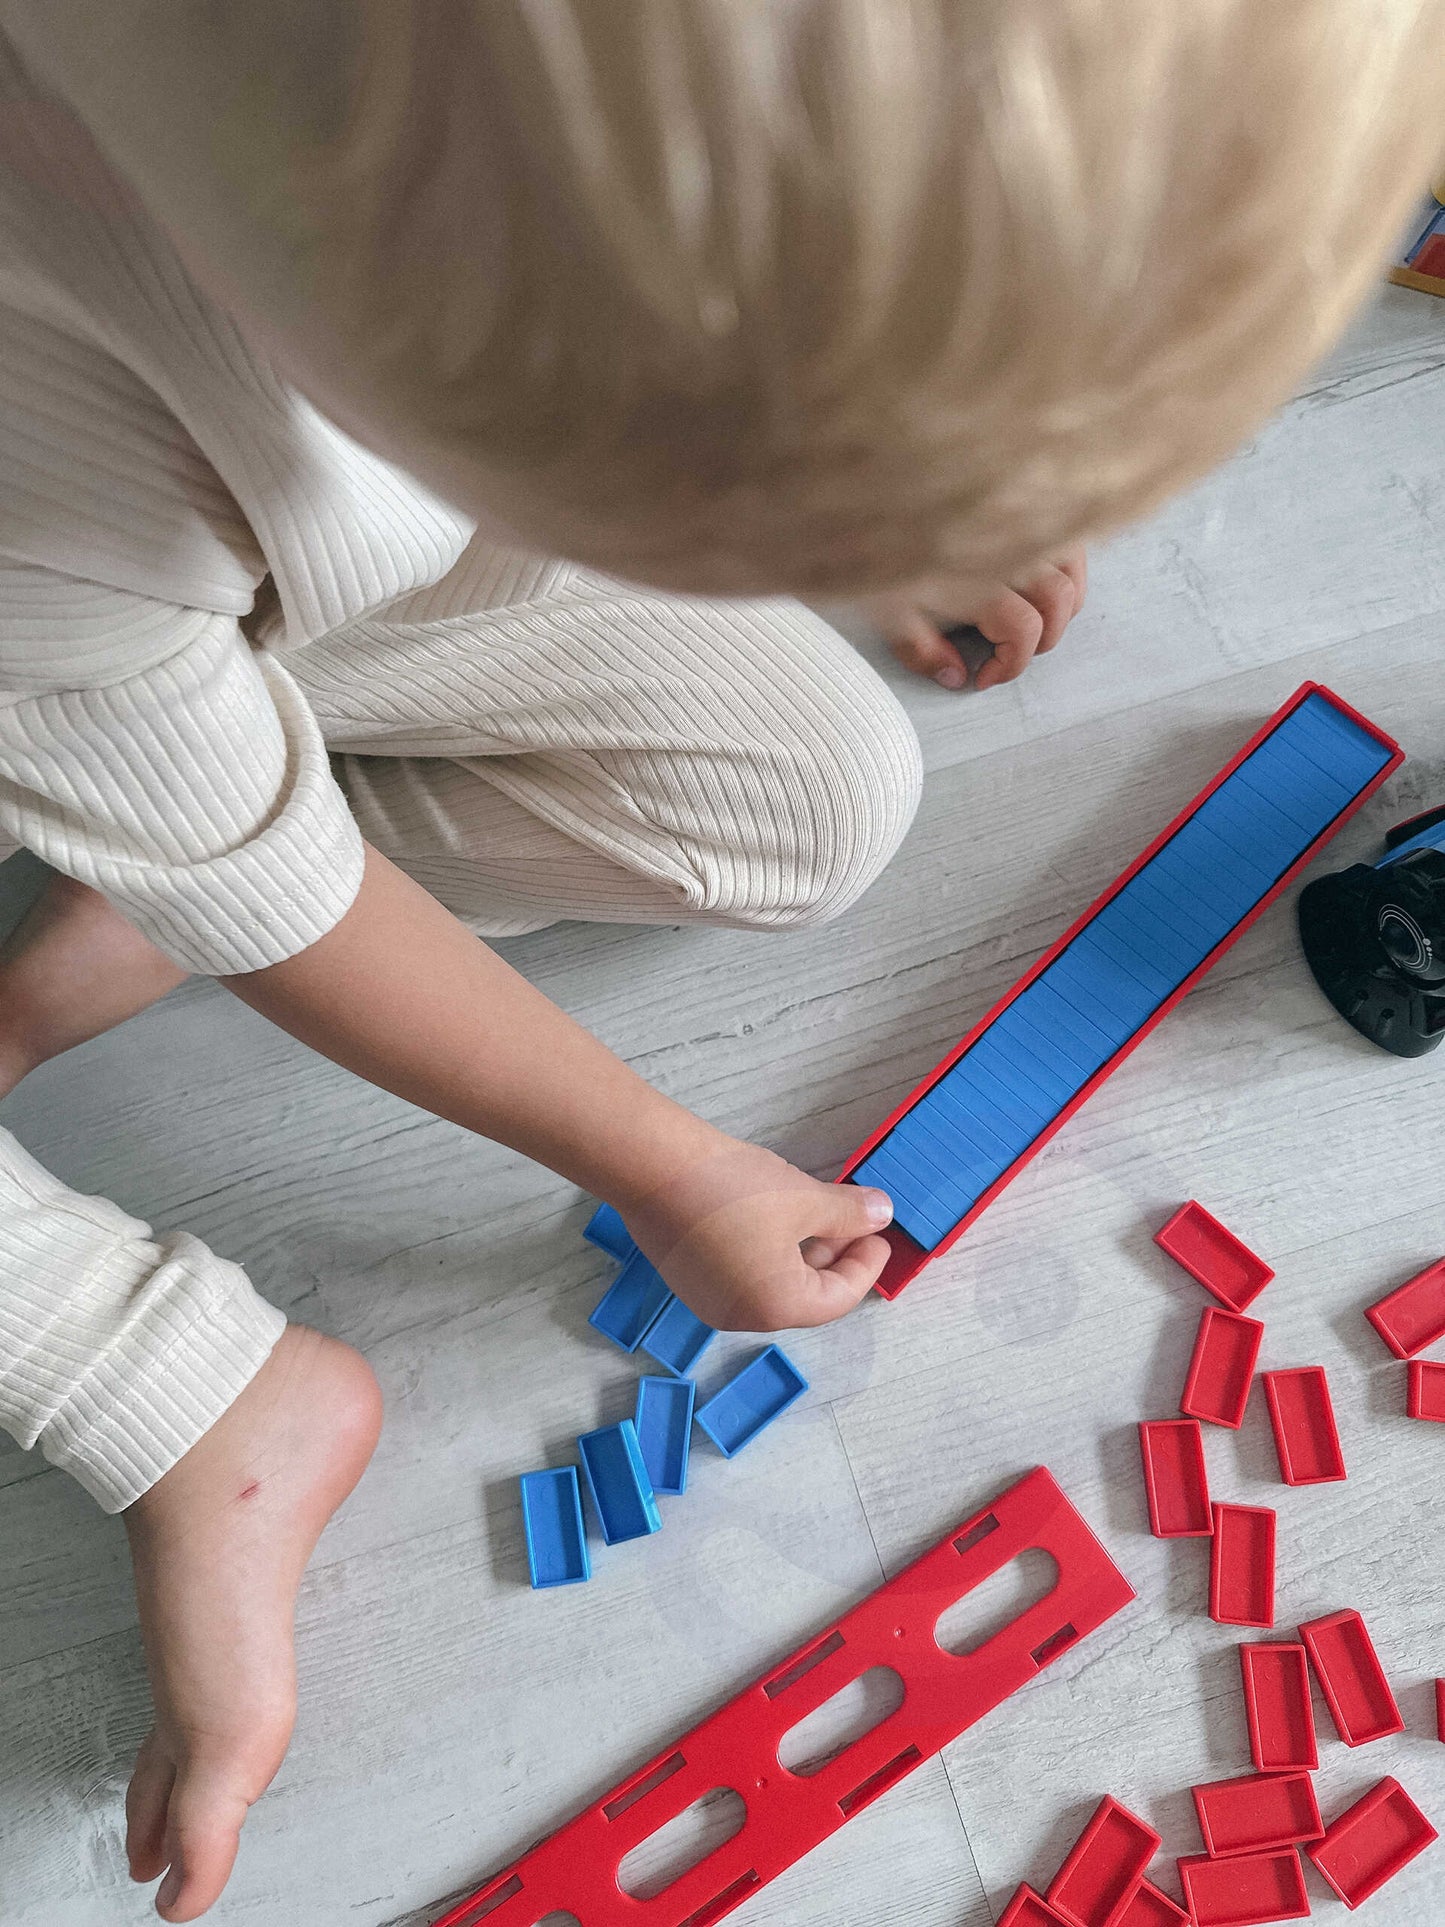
[0,31,474,972]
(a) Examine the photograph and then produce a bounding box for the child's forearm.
[221,844,722,1209]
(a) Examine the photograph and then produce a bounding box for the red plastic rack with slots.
[836,685,1402,1298]
[430,1469,1133,1927]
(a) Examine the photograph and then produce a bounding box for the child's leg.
[0,871,188,1092]
[0,1128,380,1918]
[288,541,923,935]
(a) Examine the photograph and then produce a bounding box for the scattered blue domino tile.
[695,1346,809,1458]
[577,1419,662,1544]
[519,1466,590,1589]
[642,1296,716,1378]
[588,1249,673,1353]
[634,1376,695,1496]
[582,1201,637,1262]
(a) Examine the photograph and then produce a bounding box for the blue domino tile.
[634,1376,695,1495]
[946,1052,1055,1133]
[1128,869,1234,952]
[1179,814,1281,893]
[696,1346,809,1457]
[1234,760,1335,837]
[588,1250,673,1353]
[891,1105,1002,1188]
[578,1420,662,1544]
[1288,694,1392,782]
[1040,953,1140,1046]
[983,1016,1079,1102]
[931,1079,1035,1162]
[642,1296,717,1377]
[1021,979,1120,1066]
[1151,825,1261,919]
[1074,920,1176,1003]
[1193,789,1305,872]
[1105,891,1209,980]
[582,1201,637,1262]
[1055,938,1162,1029]
[520,1467,590,1588]
[967,1032,1068,1112]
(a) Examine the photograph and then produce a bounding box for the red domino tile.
[1192,1770,1323,1859]
[1116,1880,1191,1927]
[1407,1358,1445,1422]
[1178,1849,1310,1925]
[1240,1642,1318,1772]
[1048,1797,1161,1927]
[1365,1257,1445,1357]
[1155,1202,1273,1312]
[1138,1420,1212,1537]
[1308,1777,1438,1909]
[999,1884,1074,1927]
[1300,1608,1403,1746]
[1209,1505,1275,1629]
[1181,1309,1264,1429]
[1262,1367,1345,1483]
[1437,1678,1445,1744]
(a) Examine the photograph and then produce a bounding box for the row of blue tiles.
[852,695,1393,1249]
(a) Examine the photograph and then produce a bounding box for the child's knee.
[706,691,922,931]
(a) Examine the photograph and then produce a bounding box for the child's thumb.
[817,1180,893,1243]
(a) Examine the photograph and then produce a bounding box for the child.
[1,3,1440,1918]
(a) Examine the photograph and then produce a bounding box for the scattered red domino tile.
[1178,1847,1309,1925]
[1365,1256,1445,1358]
[1181,1309,1264,1430]
[1209,1505,1275,1630]
[1407,1358,1445,1422]
[1048,1797,1160,1927]
[1191,1769,1322,1860]
[1138,1420,1212,1538]
[1308,1776,1438,1910]
[1437,1678,1445,1744]
[1261,1366,1345,1483]
[1300,1608,1404,1746]
[999,1884,1074,1927]
[1115,1879,1191,1927]
[1239,1642,1317,1773]
[1155,1202,1273,1313]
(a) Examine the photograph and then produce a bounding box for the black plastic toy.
[1298,803,1445,1056]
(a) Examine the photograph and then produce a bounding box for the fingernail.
[861,1188,893,1226]
[934,665,966,690]
[157,1870,181,1912]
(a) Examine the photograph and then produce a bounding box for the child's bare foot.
[122,1325,382,1921]
[0,873,187,1097]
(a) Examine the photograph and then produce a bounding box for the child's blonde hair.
[314,0,1445,594]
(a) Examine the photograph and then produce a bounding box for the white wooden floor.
[2,286,1444,1927]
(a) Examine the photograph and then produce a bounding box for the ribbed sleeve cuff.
[40,1232,286,1512]
[105,656,367,974]
[0,1128,286,1512]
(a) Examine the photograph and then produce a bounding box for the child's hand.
[621,1137,895,1332]
[861,546,1087,691]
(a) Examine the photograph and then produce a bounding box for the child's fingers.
[1056,546,1088,614]
[124,1734,174,1882]
[885,608,970,689]
[788,1234,892,1325]
[1023,564,1078,653]
[972,590,1046,688]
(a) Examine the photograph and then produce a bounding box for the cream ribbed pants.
[0,551,921,1509]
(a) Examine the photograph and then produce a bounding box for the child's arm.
[223,843,894,1330]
